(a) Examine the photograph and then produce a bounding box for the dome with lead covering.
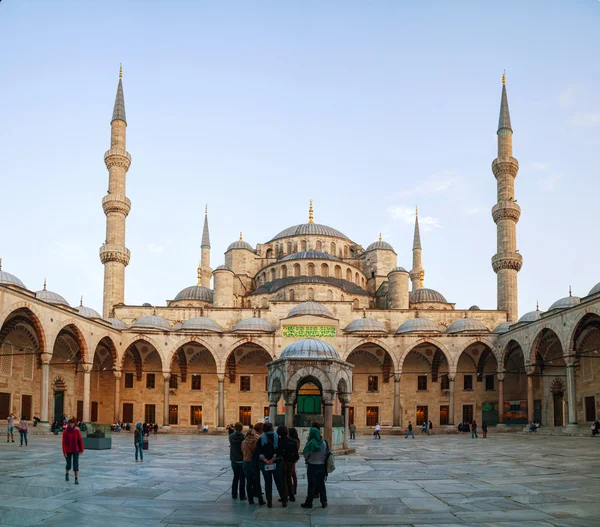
[232,317,276,333]
[132,315,171,331]
[395,318,442,334]
[174,285,213,302]
[446,318,489,334]
[493,322,514,334]
[269,223,350,242]
[288,301,334,319]
[35,283,70,307]
[0,261,26,288]
[280,339,340,360]
[78,304,101,318]
[344,317,387,333]
[410,288,448,304]
[366,240,394,252]
[469,305,481,311]
[227,234,254,252]
[180,317,223,332]
[214,265,233,272]
[104,318,128,330]
[549,294,581,311]
[588,282,600,296]
[519,308,542,323]
[388,267,408,275]
[280,251,339,262]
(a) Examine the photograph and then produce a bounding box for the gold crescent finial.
[239,232,243,241]
[502,70,506,85]
[379,233,382,242]
[308,200,314,224]
[119,64,123,79]
[197,262,202,286]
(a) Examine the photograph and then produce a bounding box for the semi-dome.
[288,301,334,319]
[104,317,128,330]
[280,338,340,360]
[446,317,489,334]
[132,315,171,331]
[468,305,481,311]
[180,317,223,332]
[344,317,387,333]
[549,294,581,311]
[174,285,213,302]
[269,223,350,242]
[493,321,514,334]
[35,283,70,307]
[395,317,442,334]
[232,317,276,333]
[410,288,448,304]
[78,304,101,319]
[588,282,600,296]
[366,238,394,252]
[519,308,542,323]
[280,251,339,262]
[0,262,26,288]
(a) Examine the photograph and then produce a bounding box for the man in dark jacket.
[229,422,246,499]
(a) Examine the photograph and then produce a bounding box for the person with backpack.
[405,421,414,439]
[301,427,328,509]
[277,425,299,502]
[374,423,381,439]
[428,420,433,436]
[256,422,286,508]
[229,422,246,500]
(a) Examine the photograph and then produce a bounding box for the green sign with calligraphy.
[283,326,336,338]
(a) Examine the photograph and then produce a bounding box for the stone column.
[497,372,506,427]
[448,376,455,425]
[268,392,280,424]
[323,391,334,446]
[217,377,225,429]
[566,363,579,428]
[527,373,534,423]
[114,371,122,423]
[339,393,351,450]
[40,354,51,424]
[393,374,402,427]
[82,364,92,423]
[283,390,295,429]
[162,373,171,429]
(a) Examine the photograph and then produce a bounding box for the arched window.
[327,289,333,301]
[346,268,352,282]
[355,272,360,285]
[266,248,273,259]
[0,343,13,377]
[289,289,295,301]
[353,298,359,309]
[301,240,307,252]
[307,263,315,277]
[344,245,349,258]
[294,263,301,277]
[270,268,276,281]
[362,277,365,287]
[308,288,314,300]
[321,264,329,277]
[334,265,342,279]
[281,265,287,278]
[316,240,322,251]
[287,242,292,254]
[293,242,298,253]
[330,242,336,254]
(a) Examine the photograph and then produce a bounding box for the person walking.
[301,427,328,509]
[62,418,84,484]
[428,420,433,436]
[482,421,488,439]
[349,422,356,440]
[256,422,286,508]
[229,422,246,500]
[405,421,414,439]
[134,422,144,462]
[18,416,28,446]
[6,412,15,443]
[153,423,158,435]
[278,425,299,502]
[374,423,381,439]
[242,424,264,505]
[471,420,478,439]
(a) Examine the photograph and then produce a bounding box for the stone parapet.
[102,194,131,216]
[104,148,131,170]
[99,244,131,266]
[491,201,521,223]
[492,252,523,272]
[492,157,519,178]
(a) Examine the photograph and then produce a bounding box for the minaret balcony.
[99,244,131,266]
[104,148,132,170]
[492,157,519,178]
[492,201,521,223]
[491,252,523,273]
[102,194,131,216]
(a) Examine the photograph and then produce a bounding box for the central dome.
[288,301,334,319]
[269,223,350,242]
[280,338,340,360]
[410,288,448,304]
[174,285,213,302]
[280,251,340,262]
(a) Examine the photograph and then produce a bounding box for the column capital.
[394,373,401,383]
[282,389,295,405]
[82,363,93,373]
[338,392,351,406]
[40,353,52,365]
[322,390,335,405]
[497,372,505,382]
[113,370,122,380]
[162,371,171,381]
[269,391,282,405]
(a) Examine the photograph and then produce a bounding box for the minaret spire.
[100,66,132,317]
[410,206,424,290]
[199,205,212,288]
[308,200,314,224]
[491,72,522,321]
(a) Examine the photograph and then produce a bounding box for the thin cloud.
[558,85,581,108]
[462,207,482,216]
[394,171,457,198]
[388,205,441,230]
[147,243,165,253]
[529,162,551,172]
[569,112,600,127]
[538,173,564,192]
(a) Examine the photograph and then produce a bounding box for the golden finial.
[379,233,382,242]
[502,70,506,85]
[308,200,314,224]
[197,261,202,286]
[43,279,47,291]
[119,64,123,79]
[239,232,243,241]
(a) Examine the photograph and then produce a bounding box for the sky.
[1,1,599,318]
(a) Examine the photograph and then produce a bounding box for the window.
[240,376,251,392]
[416,405,428,426]
[289,289,295,301]
[348,407,355,425]
[307,263,315,276]
[0,343,13,377]
[463,375,473,391]
[321,263,329,277]
[122,403,134,423]
[91,401,99,422]
[440,405,449,425]
[144,404,156,424]
[190,406,202,425]
[417,376,427,391]
[281,265,287,278]
[191,374,201,391]
[264,406,270,418]
[585,396,596,422]
[462,404,473,424]
[294,264,301,277]
[485,375,495,391]
[146,373,155,389]
[125,373,134,388]
[440,375,450,390]
[169,405,178,425]
[366,406,379,427]
[239,406,252,426]
[368,376,379,392]
[23,352,34,380]
[346,269,352,282]
[76,400,83,423]
[170,374,178,389]
[0,392,9,419]
[20,395,32,421]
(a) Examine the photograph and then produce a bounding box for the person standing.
[374,423,381,439]
[256,422,286,508]
[428,420,433,436]
[229,422,246,500]
[134,422,144,462]
[405,421,414,439]
[301,427,328,509]
[18,416,28,446]
[278,425,299,502]
[471,420,478,439]
[349,422,356,440]
[288,428,301,496]
[241,425,263,505]
[62,418,84,484]
[6,412,15,443]
[482,421,488,439]
[153,423,158,435]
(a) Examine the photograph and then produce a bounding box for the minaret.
[491,72,522,321]
[410,206,424,291]
[199,205,212,288]
[99,65,132,317]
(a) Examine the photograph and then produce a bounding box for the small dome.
[232,317,276,333]
[132,315,171,331]
[344,317,387,333]
[78,305,101,318]
[493,322,514,334]
[446,317,489,334]
[588,282,600,296]
[396,318,442,334]
[214,265,233,272]
[280,251,340,262]
[366,240,394,252]
[35,284,70,307]
[410,288,448,304]
[227,237,254,252]
[468,305,481,311]
[280,338,340,360]
[174,285,213,302]
[288,301,334,319]
[388,267,408,275]
[269,224,350,242]
[519,309,542,323]
[549,295,581,311]
[0,265,26,288]
[104,317,128,330]
[180,317,223,332]
[142,303,152,307]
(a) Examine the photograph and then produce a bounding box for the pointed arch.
[92,336,118,371]
[0,303,47,352]
[169,336,219,370]
[53,321,89,364]
[399,338,452,374]
[345,338,398,371]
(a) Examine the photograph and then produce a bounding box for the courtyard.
[0,433,599,527]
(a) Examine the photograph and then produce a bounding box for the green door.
[54,391,64,422]
[482,401,499,426]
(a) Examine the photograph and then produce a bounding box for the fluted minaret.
[199,205,212,288]
[491,73,522,321]
[410,207,424,291]
[100,66,132,317]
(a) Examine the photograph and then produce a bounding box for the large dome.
[396,318,442,334]
[35,284,70,307]
[0,263,26,288]
[269,223,350,242]
[232,317,276,333]
[78,304,101,319]
[280,338,340,360]
[410,288,448,304]
[493,322,514,334]
[280,251,340,262]
[519,308,542,323]
[132,315,171,331]
[174,285,213,302]
[180,317,223,332]
[344,317,386,333]
[588,282,600,296]
[446,317,489,334]
[549,295,581,311]
[288,301,334,319]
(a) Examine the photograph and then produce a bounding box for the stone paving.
[0,431,599,526]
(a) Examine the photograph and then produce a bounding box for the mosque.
[1,70,599,436]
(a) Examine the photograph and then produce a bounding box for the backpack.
[283,438,300,463]
[324,440,335,474]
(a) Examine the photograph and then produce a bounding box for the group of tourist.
[110,421,131,432]
[5,412,29,446]
[229,421,331,509]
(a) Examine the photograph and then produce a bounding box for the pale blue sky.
[1,1,599,316]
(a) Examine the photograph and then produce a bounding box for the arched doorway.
[531,328,564,426]
[502,340,528,425]
[571,313,600,424]
[91,337,117,423]
[297,377,322,415]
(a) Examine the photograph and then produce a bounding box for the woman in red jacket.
[62,419,84,484]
